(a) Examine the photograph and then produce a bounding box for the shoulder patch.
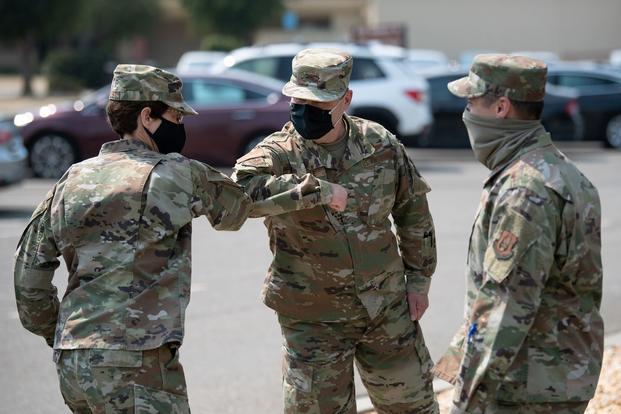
[493,230,519,260]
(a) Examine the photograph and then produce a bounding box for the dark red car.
[18,71,290,178]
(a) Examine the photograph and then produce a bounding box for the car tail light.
[565,99,579,116]
[405,90,425,102]
[0,130,12,144]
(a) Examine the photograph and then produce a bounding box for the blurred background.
[1,0,620,413]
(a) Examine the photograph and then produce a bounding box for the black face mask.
[289,103,335,140]
[144,117,186,154]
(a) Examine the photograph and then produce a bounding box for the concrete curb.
[355,329,621,413]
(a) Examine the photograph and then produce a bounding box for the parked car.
[511,51,561,65]
[212,42,433,143]
[0,118,28,187]
[176,51,227,72]
[421,67,583,147]
[406,49,450,72]
[547,65,621,148]
[609,49,621,68]
[16,71,290,178]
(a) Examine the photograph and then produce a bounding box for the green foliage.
[200,34,245,52]
[73,0,161,53]
[0,0,161,95]
[43,49,111,93]
[0,0,79,44]
[183,0,282,40]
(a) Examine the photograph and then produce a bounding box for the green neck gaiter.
[462,110,546,170]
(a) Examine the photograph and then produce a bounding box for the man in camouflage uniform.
[14,64,251,413]
[433,55,603,414]
[233,48,438,413]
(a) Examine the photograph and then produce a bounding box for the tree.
[73,0,160,55]
[182,0,282,44]
[0,0,79,96]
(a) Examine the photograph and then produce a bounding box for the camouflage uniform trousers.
[452,400,589,414]
[278,296,438,414]
[54,343,190,413]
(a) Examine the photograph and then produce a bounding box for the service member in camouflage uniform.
[14,64,251,413]
[433,55,603,414]
[233,48,439,413]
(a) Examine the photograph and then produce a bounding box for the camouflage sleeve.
[14,187,61,347]
[189,160,251,231]
[391,143,436,295]
[453,186,557,411]
[232,145,334,218]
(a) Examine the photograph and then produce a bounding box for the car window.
[184,80,269,106]
[428,75,465,110]
[555,74,616,87]
[234,58,280,79]
[276,56,295,82]
[350,58,385,80]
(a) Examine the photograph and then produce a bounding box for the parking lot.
[1,144,620,413]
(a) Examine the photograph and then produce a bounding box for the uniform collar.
[289,114,376,171]
[99,138,154,155]
[484,132,554,186]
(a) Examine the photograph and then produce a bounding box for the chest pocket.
[353,157,396,225]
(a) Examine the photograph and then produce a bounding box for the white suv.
[211,42,432,144]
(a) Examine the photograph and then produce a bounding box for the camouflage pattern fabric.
[109,64,198,115]
[280,296,438,414]
[434,133,603,412]
[233,114,437,412]
[282,48,353,102]
[233,114,437,321]
[14,138,251,350]
[448,399,589,414]
[55,344,189,413]
[448,54,547,102]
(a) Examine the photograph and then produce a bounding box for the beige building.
[257,0,621,61]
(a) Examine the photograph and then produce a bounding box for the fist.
[407,292,429,321]
[328,183,348,212]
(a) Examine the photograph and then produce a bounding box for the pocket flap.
[89,349,143,367]
[133,384,190,413]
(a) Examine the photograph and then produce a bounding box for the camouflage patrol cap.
[448,54,547,102]
[282,48,353,102]
[109,64,198,115]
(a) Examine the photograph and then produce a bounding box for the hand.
[407,292,429,321]
[328,183,348,212]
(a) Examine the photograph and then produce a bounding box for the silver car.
[0,119,28,187]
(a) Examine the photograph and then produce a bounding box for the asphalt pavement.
[1,144,619,413]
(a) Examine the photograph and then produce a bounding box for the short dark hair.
[106,100,168,137]
[480,90,544,120]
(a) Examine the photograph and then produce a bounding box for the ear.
[495,97,512,118]
[343,89,353,111]
[139,106,152,126]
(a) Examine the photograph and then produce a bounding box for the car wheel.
[605,115,621,149]
[29,134,77,178]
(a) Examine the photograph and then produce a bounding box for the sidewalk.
[0,75,78,116]
[359,330,621,413]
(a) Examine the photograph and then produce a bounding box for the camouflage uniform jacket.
[233,115,436,321]
[434,133,603,409]
[14,139,251,350]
